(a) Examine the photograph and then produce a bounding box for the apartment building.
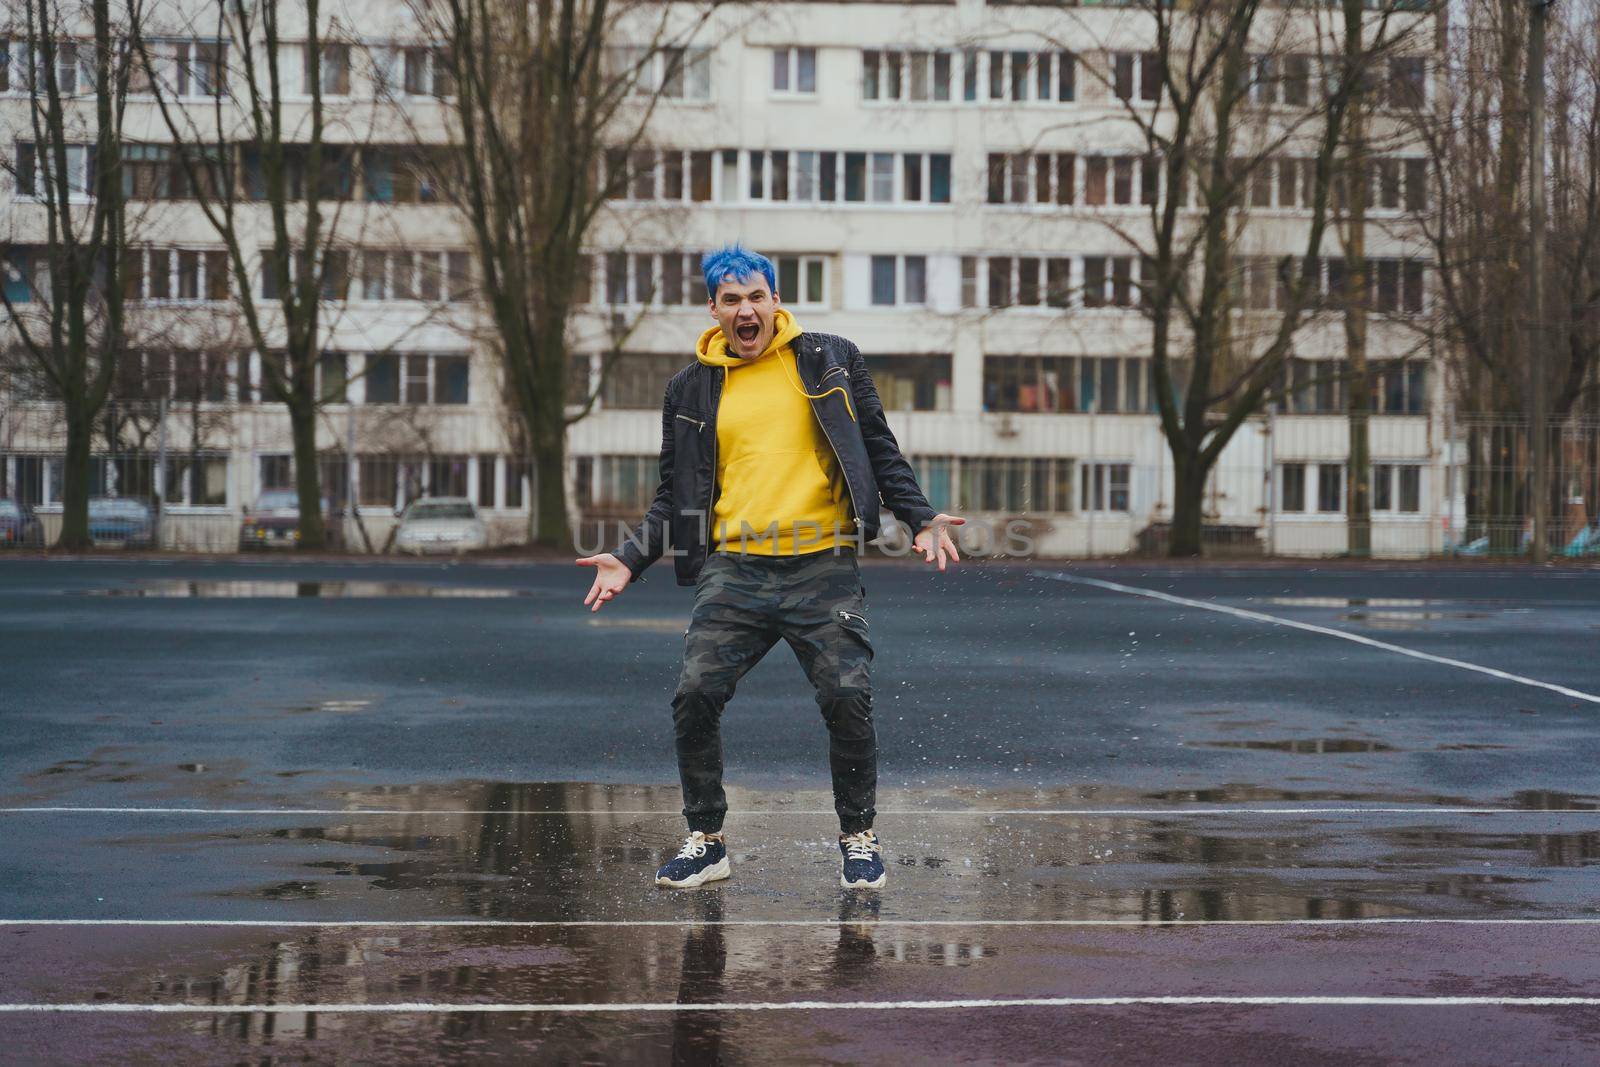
[1,0,1446,556]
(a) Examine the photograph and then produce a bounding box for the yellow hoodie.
[696,308,855,555]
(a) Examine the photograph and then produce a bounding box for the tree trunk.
[533,437,571,552]
[1168,454,1207,558]
[57,402,94,550]
[289,401,328,551]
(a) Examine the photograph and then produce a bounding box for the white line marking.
[4,918,1600,929]
[1034,571,1600,705]
[3,806,1597,816]
[5,996,1600,1014]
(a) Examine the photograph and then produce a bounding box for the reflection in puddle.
[286,699,373,715]
[80,580,527,598]
[585,616,690,632]
[1340,609,1493,631]
[1269,597,1430,608]
[1196,738,1398,754]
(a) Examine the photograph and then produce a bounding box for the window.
[1075,154,1152,206]
[352,249,471,301]
[601,353,684,409]
[1113,53,1159,103]
[1370,359,1428,414]
[728,150,947,205]
[305,42,351,96]
[601,251,703,306]
[1280,462,1306,512]
[773,47,817,95]
[364,147,449,203]
[1278,358,1347,414]
[986,152,1078,205]
[865,355,951,411]
[1317,463,1343,513]
[775,255,827,306]
[361,353,466,405]
[1081,463,1131,512]
[163,455,229,507]
[612,46,711,100]
[434,356,468,404]
[15,142,94,198]
[867,255,926,306]
[1082,256,1137,308]
[976,256,1072,310]
[1388,57,1424,110]
[957,457,1075,513]
[1371,462,1422,513]
[861,49,955,102]
[401,45,454,97]
[579,455,659,513]
[983,355,1077,413]
[610,148,716,202]
[122,248,231,303]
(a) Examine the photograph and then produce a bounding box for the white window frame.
[1080,461,1132,513]
[774,254,828,307]
[771,46,817,96]
[868,254,927,307]
[15,142,94,200]
[163,453,232,511]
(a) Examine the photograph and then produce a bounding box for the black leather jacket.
[612,331,937,586]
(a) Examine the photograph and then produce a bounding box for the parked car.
[87,497,155,547]
[239,490,338,550]
[0,499,44,547]
[394,497,488,555]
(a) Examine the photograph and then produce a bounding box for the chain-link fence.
[4,400,1597,558]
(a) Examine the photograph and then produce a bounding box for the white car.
[394,497,488,555]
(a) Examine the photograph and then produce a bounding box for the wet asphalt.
[3,556,1600,1064]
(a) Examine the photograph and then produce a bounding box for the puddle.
[585,617,690,632]
[1340,609,1493,631]
[77,580,528,598]
[1269,597,1431,608]
[285,699,373,715]
[1194,739,1398,754]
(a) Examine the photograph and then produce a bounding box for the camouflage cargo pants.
[673,548,875,834]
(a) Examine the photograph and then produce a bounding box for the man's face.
[710,273,781,359]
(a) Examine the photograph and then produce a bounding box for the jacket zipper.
[807,364,863,536]
[675,412,705,430]
[707,367,723,539]
[837,609,868,626]
[819,364,848,384]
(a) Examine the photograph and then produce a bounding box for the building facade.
[1,0,1448,556]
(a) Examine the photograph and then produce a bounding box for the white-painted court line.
[5,806,1598,816]
[6,995,1600,1014]
[6,918,1600,929]
[1033,571,1600,706]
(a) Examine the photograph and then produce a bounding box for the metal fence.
[3,403,1597,558]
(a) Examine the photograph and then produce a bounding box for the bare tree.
[1407,0,1600,548]
[1025,0,1425,556]
[419,0,715,550]
[132,0,369,549]
[0,0,134,548]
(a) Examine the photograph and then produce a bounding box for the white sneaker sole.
[841,868,887,889]
[655,856,730,889]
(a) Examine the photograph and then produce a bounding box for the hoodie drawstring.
[778,352,857,423]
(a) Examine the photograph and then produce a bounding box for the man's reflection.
[671,891,728,1066]
[831,890,880,982]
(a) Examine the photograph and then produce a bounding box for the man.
[576,244,963,891]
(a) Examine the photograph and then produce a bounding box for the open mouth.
[735,322,761,345]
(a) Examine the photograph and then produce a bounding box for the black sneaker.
[839,829,886,889]
[655,831,730,889]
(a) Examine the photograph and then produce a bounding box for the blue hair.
[701,243,776,300]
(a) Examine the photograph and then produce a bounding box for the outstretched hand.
[576,552,631,612]
[913,514,966,572]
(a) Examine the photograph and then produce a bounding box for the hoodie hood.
[696,307,802,367]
